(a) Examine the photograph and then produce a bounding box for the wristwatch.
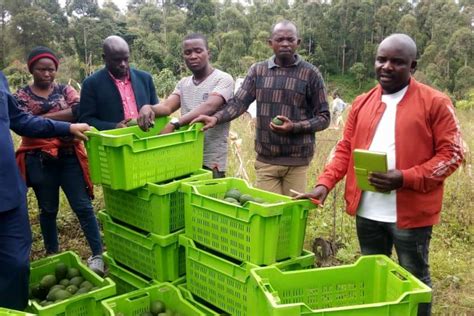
[170,118,181,130]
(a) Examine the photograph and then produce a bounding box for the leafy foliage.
[0,0,471,100]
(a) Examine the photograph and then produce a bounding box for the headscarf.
[27,46,59,73]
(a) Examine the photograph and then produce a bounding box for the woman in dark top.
[14,47,104,275]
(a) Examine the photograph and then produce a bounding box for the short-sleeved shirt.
[173,69,234,171]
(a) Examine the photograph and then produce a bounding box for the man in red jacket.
[296,34,463,316]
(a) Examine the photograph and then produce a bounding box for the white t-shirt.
[357,86,408,223]
[173,69,234,171]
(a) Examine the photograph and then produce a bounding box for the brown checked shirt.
[214,54,330,166]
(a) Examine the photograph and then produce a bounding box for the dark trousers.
[26,152,102,256]
[356,216,432,316]
[0,200,31,310]
[203,165,226,179]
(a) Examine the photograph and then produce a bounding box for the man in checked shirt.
[193,20,330,196]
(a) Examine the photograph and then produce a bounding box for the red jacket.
[318,78,463,228]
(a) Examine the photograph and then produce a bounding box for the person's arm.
[42,108,74,121]
[43,85,80,122]
[399,97,464,193]
[78,78,117,130]
[316,96,363,192]
[291,71,330,134]
[176,74,235,127]
[213,66,256,124]
[138,94,181,131]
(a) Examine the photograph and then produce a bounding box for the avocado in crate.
[179,235,315,316]
[181,177,316,265]
[27,251,116,316]
[249,255,432,316]
[102,169,212,235]
[99,211,185,282]
[101,283,221,316]
[85,117,204,190]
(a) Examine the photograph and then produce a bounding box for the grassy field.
[21,106,472,315]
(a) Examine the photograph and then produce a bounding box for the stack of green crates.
[179,177,318,316]
[84,119,211,297]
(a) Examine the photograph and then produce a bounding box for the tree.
[154,68,176,99]
[453,66,474,100]
[350,62,366,88]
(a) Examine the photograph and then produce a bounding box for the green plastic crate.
[103,252,158,295]
[249,255,432,316]
[85,117,204,190]
[103,252,186,295]
[99,211,185,282]
[103,169,212,234]
[27,251,116,316]
[179,235,315,316]
[181,177,315,265]
[102,283,221,316]
[0,308,36,315]
[177,284,225,315]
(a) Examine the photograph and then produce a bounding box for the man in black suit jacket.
[79,35,159,130]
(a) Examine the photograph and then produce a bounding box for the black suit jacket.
[78,68,159,130]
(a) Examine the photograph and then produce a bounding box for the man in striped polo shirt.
[193,20,330,196]
[138,33,234,178]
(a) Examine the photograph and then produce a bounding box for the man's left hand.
[269,115,293,134]
[369,169,403,193]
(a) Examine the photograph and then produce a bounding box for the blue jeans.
[356,216,432,316]
[26,152,102,256]
[0,199,31,310]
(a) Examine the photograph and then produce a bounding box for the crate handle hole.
[127,292,150,302]
[391,270,407,281]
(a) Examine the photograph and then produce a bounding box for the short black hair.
[183,33,209,49]
[270,20,298,37]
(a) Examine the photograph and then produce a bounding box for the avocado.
[31,284,48,300]
[46,288,61,301]
[55,262,68,280]
[150,299,166,314]
[223,197,240,204]
[75,287,89,295]
[80,280,93,289]
[66,267,80,279]
[224,188,242,200]
[59,279,70,286]
[239,193,255,205]
[272,117,283,125]
[54,289,72,300]
[69,276,84,287]
[40,274,57,289]
[66,285,78,294]
[254,197,265,204]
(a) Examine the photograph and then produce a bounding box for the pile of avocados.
[115,299,184,316]
[223,188,266,206]
[29,262,100,307]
